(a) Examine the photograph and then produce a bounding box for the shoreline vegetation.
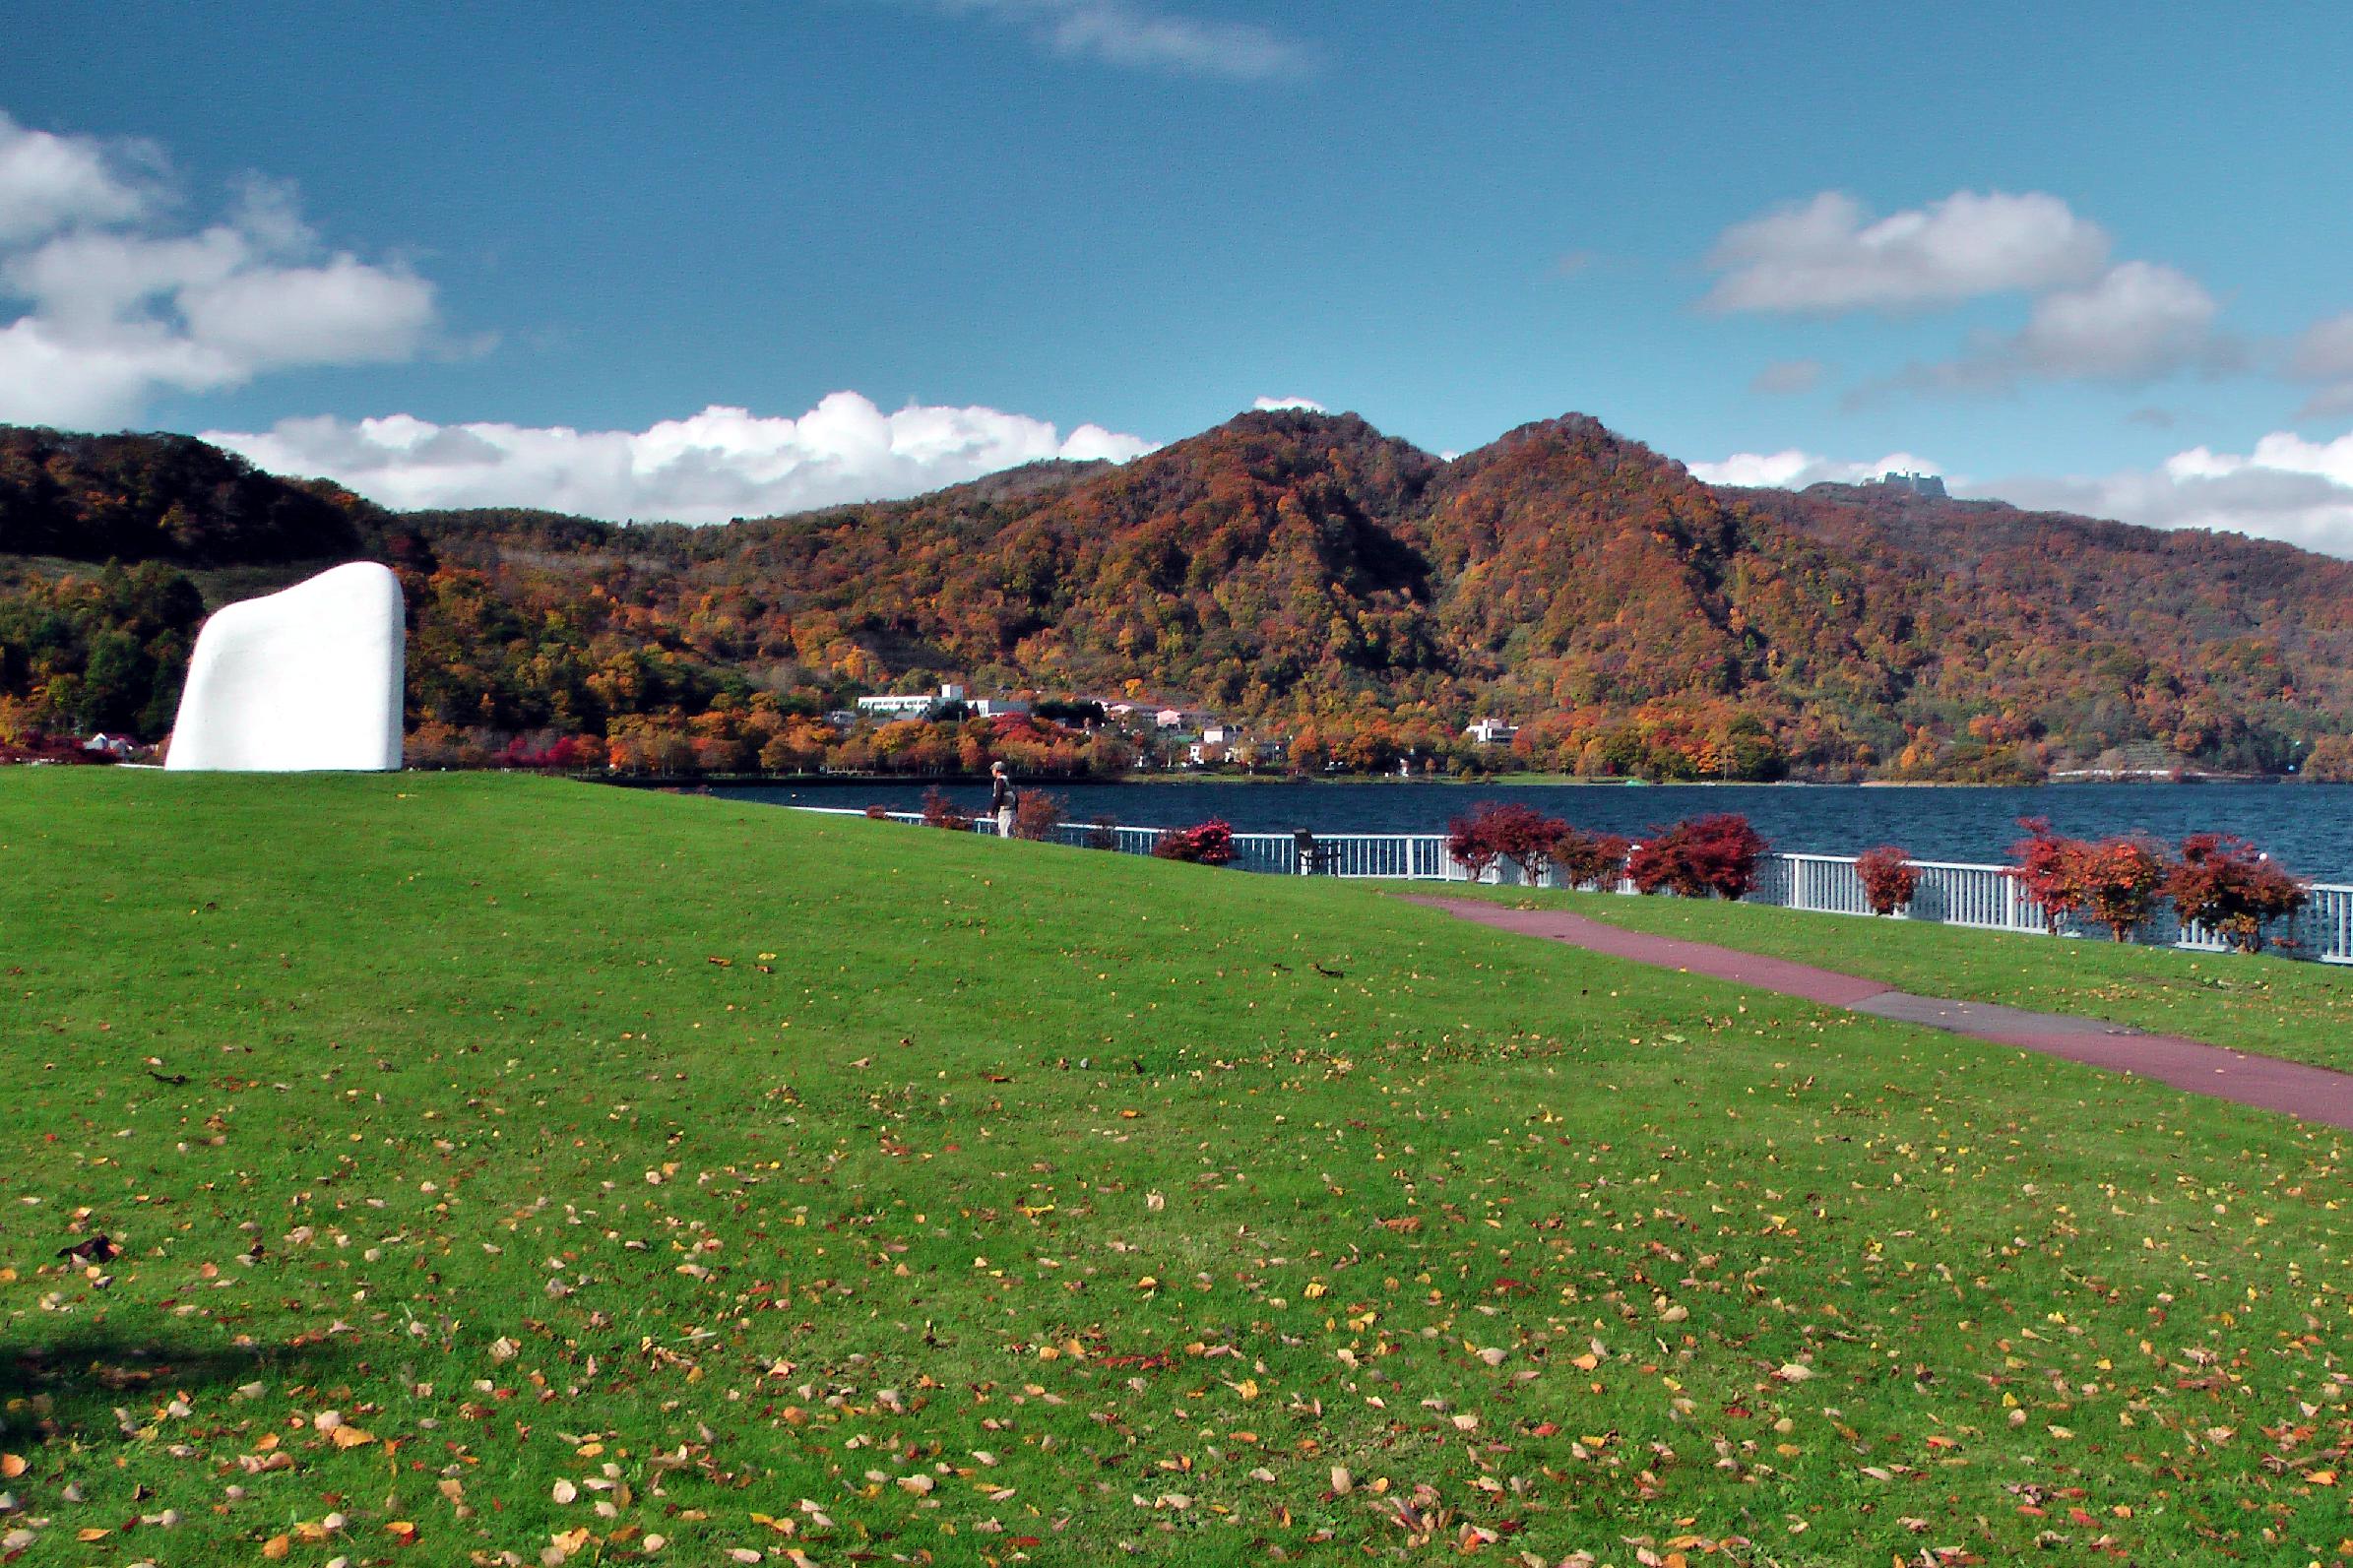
[10,413,2353,790]
[7,770,2352,1565]
[590,769,2317,789]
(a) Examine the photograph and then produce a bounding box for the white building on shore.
[857,683,966,720]
[1465,718,1518,746]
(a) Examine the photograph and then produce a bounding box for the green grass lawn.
[1399,883,2353,1075]
[4,773,2352,1568]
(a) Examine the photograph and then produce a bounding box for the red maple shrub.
[1494,805,1571,882]
[920,785,973,831]
[1854,845,1917,915]
[1627,814,1769,900]
[1012,790,1066,842]
[1446,801,1570,882]
[495,732,604,771]
[862,802,894,820]
[1153,819,1234,865]
[1445,812,1502,881]
[2079,837,2168,941]
[2166,834,2310,952]
[1553,827,1631,890]
[2006,818,2092,933]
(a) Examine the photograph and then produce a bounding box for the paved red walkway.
[1404,896,2353,1131]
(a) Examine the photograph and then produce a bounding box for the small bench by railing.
[1293,830,1343,875]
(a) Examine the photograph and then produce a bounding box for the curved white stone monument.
[165,562,406,772]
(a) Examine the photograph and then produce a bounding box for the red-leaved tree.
[2079,836,2168,941]
[1153,819,1235,865]
[1468,808,1561,884]
[921,785,973,832]
[2007,818,2091,934]
[1554,827,1631,891]
[1012,790,1066,842]
[1628,814,1769,900]
[1854,845,1917,916]
[1446,812,1502,881]
[2167,834,2310,952]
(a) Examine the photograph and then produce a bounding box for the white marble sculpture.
[165,562,406,772]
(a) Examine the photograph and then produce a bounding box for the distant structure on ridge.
[1863,470,1947,498]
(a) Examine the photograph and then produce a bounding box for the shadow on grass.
[0,1330,354,1445]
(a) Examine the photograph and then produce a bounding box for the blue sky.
[6,1,2353,548]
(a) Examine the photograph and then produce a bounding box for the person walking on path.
[988,760,1017,838]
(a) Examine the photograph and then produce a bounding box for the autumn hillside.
[4,770,2351,1564]
[6,412,2353,780]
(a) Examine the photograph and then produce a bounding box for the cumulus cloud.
[1994,430,2353,558]
[1252,395,1326,412]
[1685,449,1940,489]
[1748,358,1825,396]
[1696,429,2353,558]
[0,111,439,426]
[1701,190,2110,315]
[2006,261,2223,381]
[205,392,1157,524]
[1852,261,2229,402]
[1705,188,2236,401]
[0,109,153,244]
[929,0,1305,80]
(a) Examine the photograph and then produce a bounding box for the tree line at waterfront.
[7,413,2353,782]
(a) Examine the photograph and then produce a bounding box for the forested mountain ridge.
[5,409,2352,781]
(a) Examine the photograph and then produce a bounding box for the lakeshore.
[701,777,2353,881]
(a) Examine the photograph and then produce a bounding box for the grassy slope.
[1401,885,2353,1074]
[0,773,2348,1568]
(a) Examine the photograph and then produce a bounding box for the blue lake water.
[710,780,2353,883]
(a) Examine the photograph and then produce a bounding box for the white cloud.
[205,392,1157,524]
[0,115,439,426]
[1854,261,2228,401]
[1995,430,2353,558]
[2009,261,2221,381]
[1697,429,2353,558]
[1686,449,1940,489]
[0,109,151,244]
[932,0,1305,80]
[1701,190,2109,315]
[1705,188,2234,401]
[1252,395,1325,412]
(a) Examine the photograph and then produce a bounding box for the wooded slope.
[6,410,2350,779]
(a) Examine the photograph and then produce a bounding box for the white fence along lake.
[791,807,2353,966]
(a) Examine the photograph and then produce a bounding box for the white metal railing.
[2313,886,2353,964]
[788,806,2353,965]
